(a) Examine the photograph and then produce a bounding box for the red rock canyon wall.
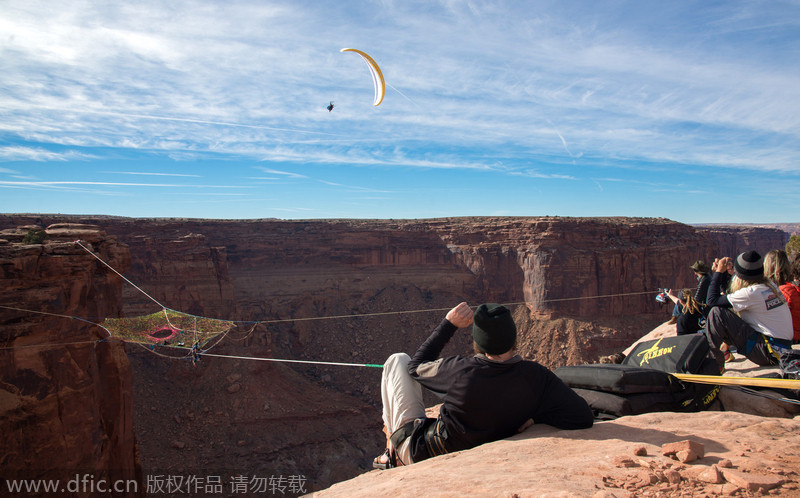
[0,224,141,493]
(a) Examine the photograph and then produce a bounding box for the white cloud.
[253,167,308,179]
[1,0,798,197]
[0,146,96,162]
[0,180,252,188]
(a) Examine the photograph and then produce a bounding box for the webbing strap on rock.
[673,373,800,390]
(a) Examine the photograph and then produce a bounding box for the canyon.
[0,215,791,494]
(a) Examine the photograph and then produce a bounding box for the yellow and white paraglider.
[340,48,385,106]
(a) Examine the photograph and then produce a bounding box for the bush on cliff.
[787,234,800,260]
[23,228,48,245]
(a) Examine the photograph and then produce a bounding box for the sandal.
[372,448,395,470]
[723,351,733,362]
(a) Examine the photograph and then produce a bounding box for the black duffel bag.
[555,334,721,418]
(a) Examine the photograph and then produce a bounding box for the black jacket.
[695,273,711,309]
[407,319,593,460]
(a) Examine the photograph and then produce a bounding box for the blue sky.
[1,0,799,223]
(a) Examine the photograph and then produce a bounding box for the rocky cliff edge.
[313,410,800,497]
[315,322,800,497]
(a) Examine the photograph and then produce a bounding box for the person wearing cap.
[690,260,712,312]
[666,260,711,324]
[704,250,793,369]
[374,302,593,469]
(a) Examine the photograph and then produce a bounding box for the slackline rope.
[3,303,800,403]
[2,241,665,361]
[200,352,383,368]
[672,373,800,390]
[8,240,797,392]
[76,240,167,310]
[734,386,800,406]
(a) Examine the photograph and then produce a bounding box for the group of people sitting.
[666,249,799,370]
[372,249,799,471]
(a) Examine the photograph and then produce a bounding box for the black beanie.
[734,250,763,279]
[472,303,517,355]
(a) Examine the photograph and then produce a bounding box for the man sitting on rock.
[374,302,594,469]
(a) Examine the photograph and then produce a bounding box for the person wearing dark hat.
[666,260,712,324]
[704,250,793,370]
[374,302,593,469]
[690,260,712,312]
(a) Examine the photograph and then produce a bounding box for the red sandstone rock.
[662,440,705,460]
[0,229,139,489]
[697,465,724,484]
[611,456,638,468]
[664,469,682,484]
[636,470,660,487]
[698,225,787,260]
[722,482,742,495]
[45,223,107,243]
[312,411,800,497]
[676,449,698,463]
[721,468,785,492]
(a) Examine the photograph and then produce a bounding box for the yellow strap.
[763,334,782,362]
[673,373,800,389]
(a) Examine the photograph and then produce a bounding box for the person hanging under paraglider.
[327,101,334,112]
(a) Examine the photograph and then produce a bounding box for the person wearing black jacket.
[374,302,593,469]
[667,260,711,324]
[705,251,793,368]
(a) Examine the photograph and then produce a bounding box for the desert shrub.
[22,228,48,245]
[787,234,800,261]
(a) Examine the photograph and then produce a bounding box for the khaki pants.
[381,353,426,465]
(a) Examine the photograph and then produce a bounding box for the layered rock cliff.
[0,224,140,492]
[1,215,785,367]
[0,215,788,398]
[698,225,788,260]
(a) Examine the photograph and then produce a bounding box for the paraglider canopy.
[340,48,385,106]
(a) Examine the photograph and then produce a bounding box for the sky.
[1,0,799,223]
